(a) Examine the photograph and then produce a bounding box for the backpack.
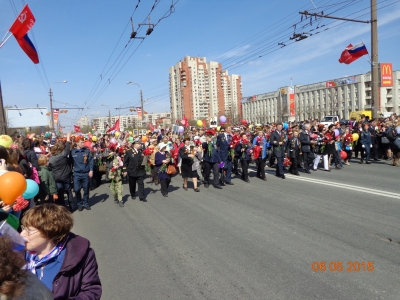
[386,127,396,141]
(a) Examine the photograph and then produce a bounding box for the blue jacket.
[202,142,221,163]
[252,136,268,159]
[360,130,372,145]
[216,133,231,161]
[70,147,94,174]
[235,143,252,161]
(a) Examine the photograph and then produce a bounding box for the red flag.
[9,4,35,39]
[148,122,154,131]
[183,115,189,127]
[74,125,81,132]
[14,34,39,64]
[202,119,207,127]
[106,118,120,133]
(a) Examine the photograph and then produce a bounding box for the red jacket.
[52,233,102,300]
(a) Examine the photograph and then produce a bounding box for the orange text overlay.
[312,261,374,273]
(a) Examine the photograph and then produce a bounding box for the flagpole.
[0,33,12,49]
[361,39,372,65]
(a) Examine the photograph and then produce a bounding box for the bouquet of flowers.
[158,164,167,173]
[283,155,292,167]
[12,196,29,212]
[143,147,154,156]
[320,132,333,153]
[241,139,249,158]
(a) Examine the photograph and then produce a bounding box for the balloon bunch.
[0,173,39,206]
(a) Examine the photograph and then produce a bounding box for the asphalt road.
[73,158,400,300]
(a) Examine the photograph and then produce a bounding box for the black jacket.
[287,137,301,158]
[24,149,39,169]
[299,131,312,153]
[270,130,285,158]
[123,148,146,177]
[49,142,72,182]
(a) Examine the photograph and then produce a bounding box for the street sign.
[209,117,217,128]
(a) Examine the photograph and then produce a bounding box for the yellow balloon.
[0,135,13,148]
[197,120,203,127]
[129,131,133,135]
[115,131,120,138]
[217,126,221,132]
[352,133,359,141]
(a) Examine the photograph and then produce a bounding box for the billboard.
[5,107,49,128]
[380,63,393,87]
[289,87,295,117]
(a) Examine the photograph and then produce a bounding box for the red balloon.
[340,150,347,160]
[241,120,248,125]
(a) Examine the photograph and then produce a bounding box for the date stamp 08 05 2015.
[312,261,375,273]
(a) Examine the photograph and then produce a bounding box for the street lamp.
[127,81,143,127]
[101,104,111,126]
[49,80,67,131]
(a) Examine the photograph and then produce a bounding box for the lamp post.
[127,81,143,127]
[49,80,67,131]
[101,104,111,128]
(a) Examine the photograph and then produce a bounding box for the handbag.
[381,136,390,144]
[167,164,177,175]
[98,164,106,173]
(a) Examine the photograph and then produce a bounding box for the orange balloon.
[0,172,27,205]
[141,136,147,142]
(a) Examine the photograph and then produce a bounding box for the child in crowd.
[335,135,344,168]
[109,157,124,207]
[37,155,58,205]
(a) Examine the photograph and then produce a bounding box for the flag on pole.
[338,42,369,64]
[137,108,142,121]
[14,33,39,64]
[183,115,189,127]
[148,122,154,131]
[73,125,81,132]
[9,4,36,39]
[106,118,120,133]
[202,119,206,127]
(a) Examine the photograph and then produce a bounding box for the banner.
[289,87,295,117]
[137,107,142,121]
[53,109,59,124]
[9,4,35,39]
[380,63,393,87]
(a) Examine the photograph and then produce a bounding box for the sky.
[1,0,400,131]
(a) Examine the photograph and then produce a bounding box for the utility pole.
[299,7,378,118]
[49,88,54,131]
[371,0,379,119]
[0,81,7,134]
[140,89,144,127]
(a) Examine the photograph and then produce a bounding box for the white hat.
[194,136,200,140]
[158,142,168,151]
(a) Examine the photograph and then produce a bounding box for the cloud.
[213,44,251,60]
[146,54,152,57]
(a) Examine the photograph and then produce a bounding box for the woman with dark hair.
[20,204,102,299]
[180,136,200,191]
[0,235,54,300]
[49,132,73,209]
[21,138,39,169]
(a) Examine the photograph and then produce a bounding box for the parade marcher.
[22,137,39,169]
[287,130,301,175]
[270,123,286,179]
[20,204,102,299]
[360,122,372,164]
[216,126,234,185]
[155,143,172,197]
[202,130,221,189]
[148,139,159,185]
[71,136,94,211]
[342,128,353,165]
[180,136,200,192]
[252,129,268,180]
[232,128,241,175]
[236,133,252,182]
[326,125,341,169]
[299,123,315,173]
[36,155,58,206]
[368,121,380,161]
[123,140,147,202]
[109,157,124,207]
[49,132,73,209]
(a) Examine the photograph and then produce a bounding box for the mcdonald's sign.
[380,63,393,87]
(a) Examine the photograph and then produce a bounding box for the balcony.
[385,102,394,108]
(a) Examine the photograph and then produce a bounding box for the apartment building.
[169,56,242,123]
[92,112,171,132]
[242,70,400,123]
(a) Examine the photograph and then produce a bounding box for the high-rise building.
[169,56,242,124]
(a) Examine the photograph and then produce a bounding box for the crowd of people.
[0,113,399,298]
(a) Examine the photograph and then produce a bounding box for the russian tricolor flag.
[339,42,369,65]
[14,34,39,64]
